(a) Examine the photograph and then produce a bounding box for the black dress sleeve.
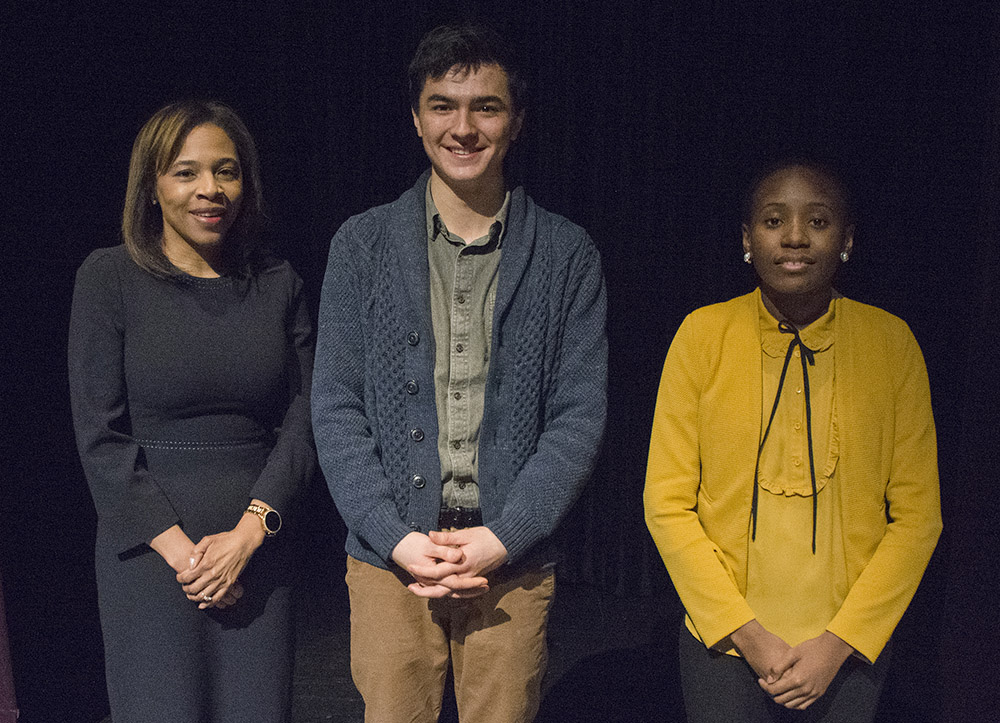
[248,267,316,514]
[68,249,180,553]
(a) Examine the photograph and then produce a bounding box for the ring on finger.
[202,594,213,602]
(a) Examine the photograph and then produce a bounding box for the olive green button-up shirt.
[425,182,510,510]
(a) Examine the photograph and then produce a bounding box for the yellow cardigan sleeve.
[644,313,756,649]
[826,316,942,662]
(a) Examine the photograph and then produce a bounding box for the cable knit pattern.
[313,172,608,569]
[368,240,410,519]
[505,251,549,460]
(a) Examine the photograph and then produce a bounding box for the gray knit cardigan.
[312,172,608,570]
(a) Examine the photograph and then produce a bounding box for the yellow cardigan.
[644,290,941,663]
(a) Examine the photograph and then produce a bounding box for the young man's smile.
[412,62,523,192]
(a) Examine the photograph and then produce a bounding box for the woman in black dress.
[69,100,315,722]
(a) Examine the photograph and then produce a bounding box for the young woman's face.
[742,166,854,304]
[155,123,243,259]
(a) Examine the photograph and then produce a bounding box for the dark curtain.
[3,1,996,721]
[937,21,1000,719]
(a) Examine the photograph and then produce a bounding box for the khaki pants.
[345,556,555,723]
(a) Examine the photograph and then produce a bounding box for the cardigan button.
[410,428,425,442]
[411,474,426,489]
[409,522,421,531]
[407,331,420,346]
[405,380,419,395]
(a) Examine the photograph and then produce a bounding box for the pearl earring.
[743,251,752,264]
[152,197,158,206]
[840,250,849,262]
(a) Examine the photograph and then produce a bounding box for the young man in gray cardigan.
[312,23,607,722]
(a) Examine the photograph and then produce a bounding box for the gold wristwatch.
[245,503,281,537]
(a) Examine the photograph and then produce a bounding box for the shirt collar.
[759,293,837,357]
[424,178,510,248]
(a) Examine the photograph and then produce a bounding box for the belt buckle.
[438,506,482,530]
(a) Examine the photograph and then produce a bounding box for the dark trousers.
[678,626,890,723]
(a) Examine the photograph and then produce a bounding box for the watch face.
[263,509,281,534]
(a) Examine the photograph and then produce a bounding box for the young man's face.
[412,63,523,191]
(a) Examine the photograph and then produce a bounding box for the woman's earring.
[840,250,849,262]
[743,251,752,264]
[152,197,158,206]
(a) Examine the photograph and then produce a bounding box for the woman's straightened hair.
[122,100,266,278]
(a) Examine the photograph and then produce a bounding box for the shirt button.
[451,440,462,450]
[405,380,419,395]
[457,295,466,304]
[410,428,424,442]
[411,474,426,489]
[794,421,801,430]
[794,348,801,358]
[458,482,467,489]
[407,331,420,346]
[453,392,462,400]
[456,343,464,353]
[796,387,802,394]
[792,457,802,467]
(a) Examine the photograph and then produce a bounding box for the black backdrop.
[3,2,998,721]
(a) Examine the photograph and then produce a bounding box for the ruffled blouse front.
[745,295,849,648]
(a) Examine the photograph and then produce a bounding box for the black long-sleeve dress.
[69,245,315,723]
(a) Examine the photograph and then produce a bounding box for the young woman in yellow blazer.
[645,160,941,722]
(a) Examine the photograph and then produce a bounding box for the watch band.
[245,503,281,536]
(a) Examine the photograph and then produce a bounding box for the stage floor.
[288,576,680,723]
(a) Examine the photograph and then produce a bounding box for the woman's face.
[742,166,854,305]
[155,123,243,258]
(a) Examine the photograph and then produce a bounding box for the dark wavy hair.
[408,23,526,114]
[122,100,265,278]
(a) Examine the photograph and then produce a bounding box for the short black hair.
[742,156,855,227]
[408,23,526,114]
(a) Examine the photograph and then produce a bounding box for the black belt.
[438,506,483,530]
